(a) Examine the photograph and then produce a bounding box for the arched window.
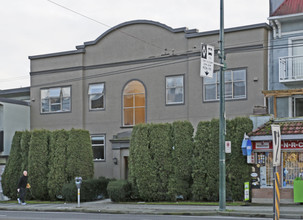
[123,80,145,126]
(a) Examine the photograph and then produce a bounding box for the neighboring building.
[0,87,30,200]
[0,87,30,163]
[29,20,270,179]
[249,0,303,203]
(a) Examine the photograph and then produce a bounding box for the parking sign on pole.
[200,44,214,78]
[271,125,281,166]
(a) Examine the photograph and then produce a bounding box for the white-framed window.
[91,135,105,161]
[256,152,273,188]
[41,86,71,113]
[88,83,105,110]
[166,75,184,105]
[204,69,246,101]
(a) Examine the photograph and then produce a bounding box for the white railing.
[279,55,303,82]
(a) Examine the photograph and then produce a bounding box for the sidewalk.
[0,199,302,219]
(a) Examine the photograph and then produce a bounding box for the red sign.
[253,140,303,150]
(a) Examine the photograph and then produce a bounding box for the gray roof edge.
[29,49,85,60]
[79,20,188,47]
[0,87,30,95]
[186,23,271,38]
[0,98,30,106]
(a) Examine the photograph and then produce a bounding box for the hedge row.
[129,117,253,202]
[2,128,94,200]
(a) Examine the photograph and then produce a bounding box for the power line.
[46,0,164,50]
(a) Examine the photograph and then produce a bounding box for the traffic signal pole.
[219,0,226,211]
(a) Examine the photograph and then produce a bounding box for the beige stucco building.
[29,20,270,179]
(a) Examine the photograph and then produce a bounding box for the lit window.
[123,80,145,126]
[91,135,105,161]
[166,75,184,104]
[282,152,303,187]
[88,83,105,110]
[41,87,71,113]
[204,69,246,101]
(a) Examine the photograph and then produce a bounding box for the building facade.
[249,0,303,203]
[29,20,270,179]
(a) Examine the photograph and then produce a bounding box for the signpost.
[271,125,281,220]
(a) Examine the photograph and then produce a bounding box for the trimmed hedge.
[66,129,94,182]
[47,130,69,200]
[2,131,23,199]
[168,121,194,201]
[62,177,110,202]
[28,129,50,200]
[107,180,132,202]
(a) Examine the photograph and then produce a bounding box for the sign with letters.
[200,44,214,78]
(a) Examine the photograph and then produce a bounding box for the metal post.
[77,188,81,208]
[219,0,226,212]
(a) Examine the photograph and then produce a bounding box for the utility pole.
[219,0,226,212]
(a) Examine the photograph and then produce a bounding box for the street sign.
[200,44,214,78]
[225,141,231,153]
[271,125,281,166]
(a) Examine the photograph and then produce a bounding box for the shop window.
[282,152,303,187]
[257,152,273,187]
[166,75,184,105]
[204,69,246,101]
[91,135,105,161]
[123,80,145,126]
[88,83,105,110]
[41,86,71,113]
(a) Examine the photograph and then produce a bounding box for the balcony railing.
[279,55,303,82]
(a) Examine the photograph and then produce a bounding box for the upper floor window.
[123,80,145,126]
[91,135,105,161]
[88,83,105,110]
[166,75,184,105]
[204,69,246,101]
[41,86,71,113]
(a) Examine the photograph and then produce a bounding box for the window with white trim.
[204,69,246,101]
[166,75,184,104]
[91,135,105,161]
[41,86,71,113]
[88,83,105,110]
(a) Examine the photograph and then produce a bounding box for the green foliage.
[107,180,132,202]
[148,123,173,201]
[28,129,50,200]
[47,130,69,200]
[225,117,253,201]
[192,119,219,201]
[129,124,157,201]
[62,177,110,202]
[66,129,94,182]
[20,130,31,172]
[168,121,194,201]
[2,132,23,199]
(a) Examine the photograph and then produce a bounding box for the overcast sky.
[0,0,269,90]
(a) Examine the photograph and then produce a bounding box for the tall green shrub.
[47,130,69,200]
[2,131,23,199]
[129,124,157,201]
[168,121,194,200]
[20,130,31,172]
[66,129,94,182]
[225,117,253,201]
[28,129,50,200]
[192,121,215,201]
[148,123,173,201]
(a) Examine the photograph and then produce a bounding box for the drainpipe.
[275,20,282,38]
[269,20,277,39]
